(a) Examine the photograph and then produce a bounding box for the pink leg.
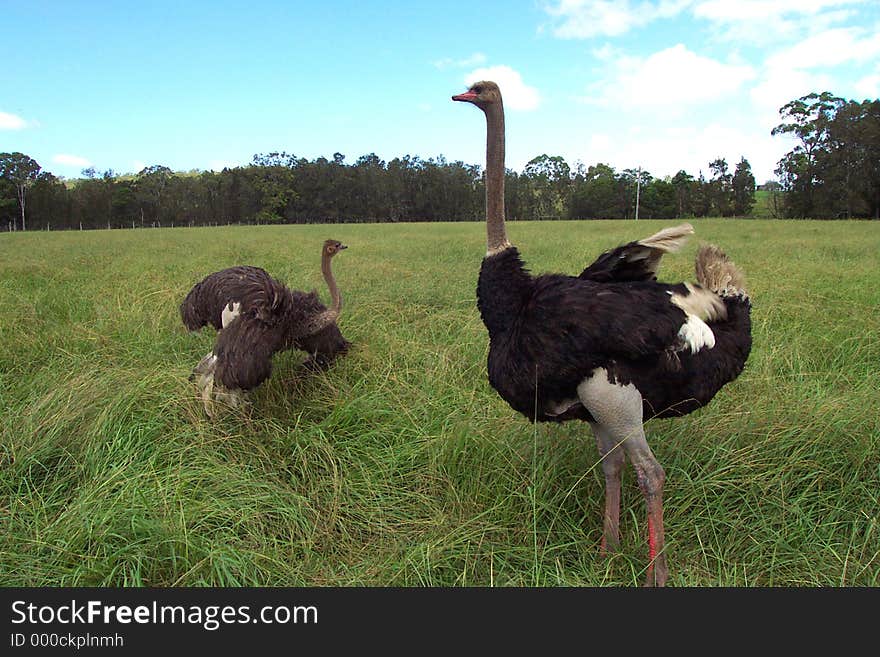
[601,479,621,554]
[592,424,625,554]
[634,459,667,587]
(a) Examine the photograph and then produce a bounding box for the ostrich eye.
[473,85,483,94]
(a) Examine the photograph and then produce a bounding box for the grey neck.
[321,252,341,314]
[484,102,510,255]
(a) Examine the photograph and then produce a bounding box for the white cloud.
[854,71,880,98]
[585,44,755,112]
[591,43,623,61]
[0,111,28,130]
[464,66,541,111]
[692,0,864,44]
[766,27,880,71]
[543,0,693,39]
[749,26,879,113]
[694,0,861,22]
[542,0,866,43]
[434,52,487,70]
[750,68,833,114]
[574,121,786,183]
[53,154,92,167]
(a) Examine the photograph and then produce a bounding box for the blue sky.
[2,1,878,184]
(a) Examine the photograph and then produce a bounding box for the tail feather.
[579,222,694,283]
[637,222,694,253]
[695,244,747,299]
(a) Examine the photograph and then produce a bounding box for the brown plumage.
[453,81,752,586]
[181,239,351,416]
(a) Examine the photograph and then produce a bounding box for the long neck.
[484,102,510,255]
[290,251,341,340]
[322,252,341,314]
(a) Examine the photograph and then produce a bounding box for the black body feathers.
[478,247,751,422]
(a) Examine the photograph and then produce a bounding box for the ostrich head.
[452,80,502,110]
[323,239,347,258]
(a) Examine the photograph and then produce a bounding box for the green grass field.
[1,219,878,586]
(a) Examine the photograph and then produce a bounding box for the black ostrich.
[180,239,351,416]
[453,81,752,586]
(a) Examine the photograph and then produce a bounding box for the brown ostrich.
[181,239,351,416]
[453,81,752,586]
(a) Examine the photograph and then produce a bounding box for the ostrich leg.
[622,432,667,587]
[579,370,668,587]
[590,422,625,553]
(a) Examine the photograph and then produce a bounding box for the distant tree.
[523,154,571,218]
[353,153,388,221]
[252,151,298,168]
[569,162,622,219]
[0,176,16,228]
[671,170,695,217]
[620,168,652,220]
[732,157,756,216]
[771,92,846,217]
[692,171,712,217]
[73,174,114,228]
[640,178,677,219]
[251,156,298,223]
[0,152,42,230]
[135,165,173,225]
[28,171,68,230]
[823,99,880,219]
[708,158,733,216]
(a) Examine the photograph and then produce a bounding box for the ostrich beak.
[338,243,348,250]
[452,91,477,102]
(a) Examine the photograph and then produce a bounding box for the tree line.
[0,151,759,231]
[1,92,876,231]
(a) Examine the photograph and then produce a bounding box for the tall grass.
[1,219,877,586]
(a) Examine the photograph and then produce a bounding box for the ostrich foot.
[599,533,620,557]
[642,515,668,587]
[213,385,250,413]
[643,554,668,587]
[189,353,248,417]
[190,351,216,383]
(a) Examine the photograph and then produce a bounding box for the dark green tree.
[135,165,174,225]
[0,152,42,230]
[639,178,677,219]
[671,170,695,217]
[523,154,571,219]
[28,172,69,230]
[707,158,733,216]
[732,157,756,216]
[771,92,845,217]
[692,171,712,217]
[569,163,623,219]
[823,99,880,219]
